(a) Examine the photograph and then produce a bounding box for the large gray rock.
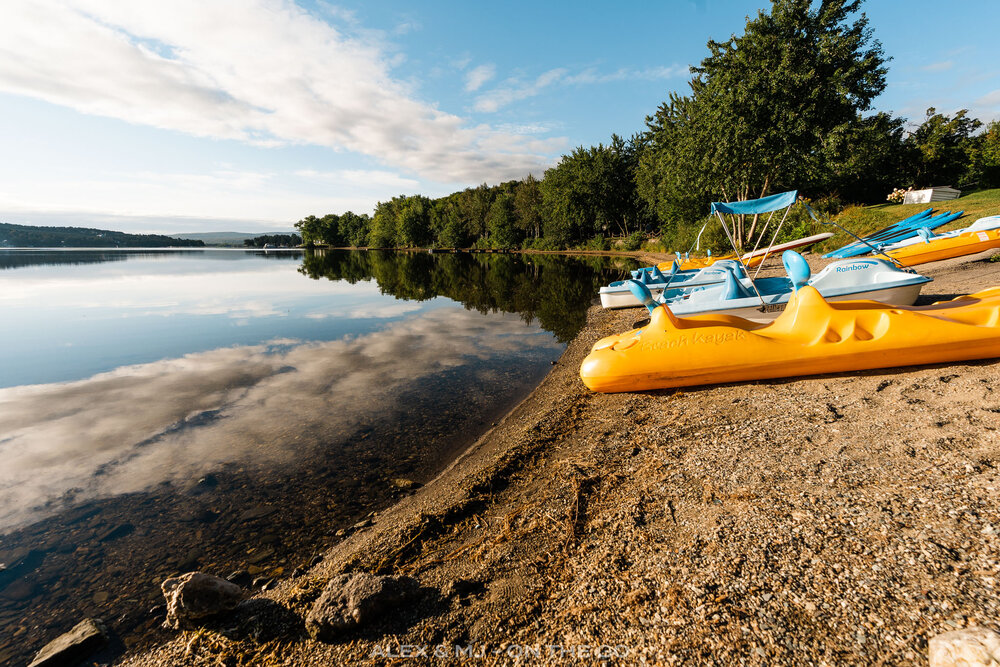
[930,627,1000,667]
[305,572,418,641]
[161,572,243,630]
[28,618,108,667]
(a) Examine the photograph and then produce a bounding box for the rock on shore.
[28,618,107,667]
[161,572,242,630]
[305,573,419,641]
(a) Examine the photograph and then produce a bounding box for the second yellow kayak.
[884,226,1000,266]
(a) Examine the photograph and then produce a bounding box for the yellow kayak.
[884,226,1000,266]
[666,232,835,271]
[580,285,1000,393]
[667,253,761,271]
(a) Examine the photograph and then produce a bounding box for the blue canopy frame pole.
[751,204,794,280]
[713,209,768,307]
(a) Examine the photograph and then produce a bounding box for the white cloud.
[464,64,496,92]
[564,64,690,85]
[976,89,1000,116]
[0,0,559,183]
[921,60,954,73]
[0,167,388,222]
[296,168,420,190]
[474,68,568,113]
[474,64,688,113]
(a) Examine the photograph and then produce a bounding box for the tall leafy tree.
[514,174,543,240]
[905,107,982,188]
[977,120,1000,188]
[338,211,370,247]
[486,192,521,249]
[368,199,400,248]
[639,0,889,244]
[396,195,432,247]
[294,215,323,245]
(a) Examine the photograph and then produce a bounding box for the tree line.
[0,223,205,248]
[244,233,303,247]
[296,0,1000,252]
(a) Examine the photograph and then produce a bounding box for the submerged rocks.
[391,478,420,492]
[305,573,418,642]
[161,572,243,630]
[930,627,1000,667]
[28,618,108,667]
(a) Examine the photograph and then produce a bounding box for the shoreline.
[118,249,1000,665]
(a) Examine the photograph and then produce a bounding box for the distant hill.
[174,231,297,246]
[0,222,205,248]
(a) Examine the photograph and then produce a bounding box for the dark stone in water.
[176,548,203,571]
[186,473,220,495]
[226,570,252,587]
[98,523,134,542]
[62,505,102,526]
[27,618,108,667]
[247,546,274,564]
[239,505,277,522]
[180,508,219,523]
[2,578,37,601]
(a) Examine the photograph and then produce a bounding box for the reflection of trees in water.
[299,250,636,342]
[0,250,138,270]
[0,249,303,271]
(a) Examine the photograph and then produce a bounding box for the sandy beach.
[117,249,1000,666]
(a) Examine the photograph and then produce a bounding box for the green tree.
[514,174,543,240]
[457,184,494,242]
[638,0,888,245]
[338,211,370,247]
[396,195,432,247]
[318,213,342,245]
[905,107,983,188]
[294,215,323,245]
[486,192,522,249]
[820,111,908,202]
[368,199,399,248]
[977,120,1000,188]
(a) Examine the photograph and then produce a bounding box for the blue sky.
[0,0,997,234]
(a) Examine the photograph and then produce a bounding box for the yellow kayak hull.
[663,254,762,271]
[885,228,1000,266]
[580,286,1000,393]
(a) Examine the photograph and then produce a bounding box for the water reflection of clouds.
[0,308,561,531]
[0,267,377,318]
[304,302,426,320]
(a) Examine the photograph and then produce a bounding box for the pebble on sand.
[930,627,1000,667]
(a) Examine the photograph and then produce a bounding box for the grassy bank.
[813,188,1000,254]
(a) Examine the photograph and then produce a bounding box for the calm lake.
[0,248,635,664]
